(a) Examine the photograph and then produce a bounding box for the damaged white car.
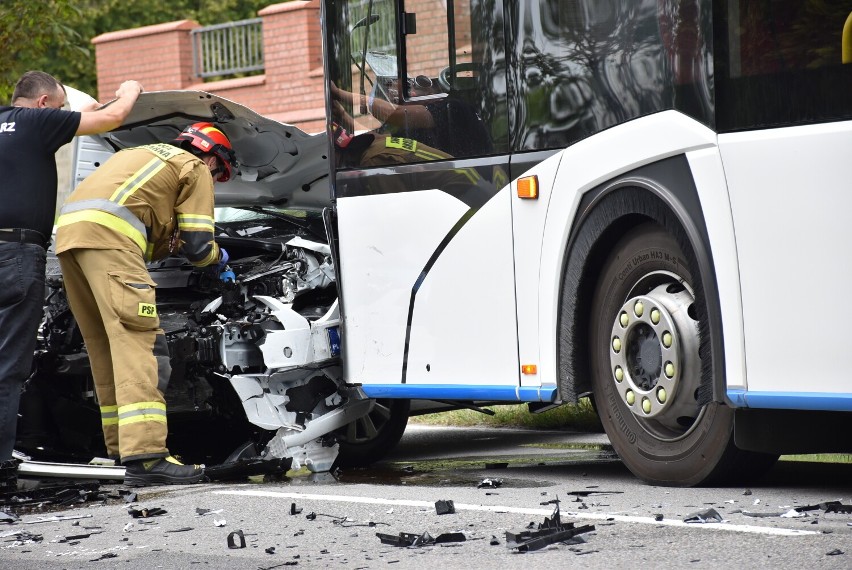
[17,90,408,476]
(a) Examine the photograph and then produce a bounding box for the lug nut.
[657,387,667,403]
[642,397,651,413]
[665,362,675,377]
[662,331,672,348]
[626,390,635,405]
[612,337,622,353]
[650,308,660,324]
[634,301,644,317]
[620,312,629,327]
[614,366,624,382]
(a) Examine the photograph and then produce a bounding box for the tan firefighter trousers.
[57,248,172,462]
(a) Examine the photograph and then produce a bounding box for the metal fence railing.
[191,18,264,79]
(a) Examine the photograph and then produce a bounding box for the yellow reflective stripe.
[118,402,166,413]
[117,401,167,426]
[119,414,167,426]
[386,137,417,151]
[110,158,166,205]
[177,213,214,231]
[414,149,446,162]
[100,405,118,426]
[57,210,148,253]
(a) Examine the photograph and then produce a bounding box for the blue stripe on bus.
[728,390,852,411]
[361,384,559,403]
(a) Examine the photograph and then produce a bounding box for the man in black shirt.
[0,70,143,463]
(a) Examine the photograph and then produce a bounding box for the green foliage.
[1,0,272,103]
[411,400,604,432]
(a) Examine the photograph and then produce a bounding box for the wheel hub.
[608,282,701,426]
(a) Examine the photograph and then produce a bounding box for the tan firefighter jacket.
[55,143,221,266]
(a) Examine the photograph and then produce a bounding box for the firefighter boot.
[124,456,204,486]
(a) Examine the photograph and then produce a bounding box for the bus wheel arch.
[558,171,775,486]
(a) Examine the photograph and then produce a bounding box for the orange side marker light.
[521,364,538,375]
[517,175,539,199]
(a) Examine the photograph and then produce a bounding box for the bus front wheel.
[589,223,775,486]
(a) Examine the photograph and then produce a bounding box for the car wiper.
[243,207,324,240]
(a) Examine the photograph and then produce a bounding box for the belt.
[0,228,48,248]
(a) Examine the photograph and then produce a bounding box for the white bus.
[322,0,852,485]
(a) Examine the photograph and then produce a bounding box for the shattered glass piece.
[214,519,227,527]
[781,509,806,518]
[435,500,455,515]
[683,508,723,524]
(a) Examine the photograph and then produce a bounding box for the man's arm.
[76,80,144,136]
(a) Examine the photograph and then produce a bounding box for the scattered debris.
[490,535,500,545]
[205,457,292,481]
[683,508,723,524]
[654,514,664,522]
[128,507,167,518]
[24,513,93,524]
[0,510,19,523]
[266,546,276,554]
[290,503,303,515]
[0,529,43,543]
[90,552,118,561]
[567,490,624,497]
[166,527,194,533]
[827,549,844,556]
[196,508,224,516]
[505,500,595,552]
[376,531,466,547]
[477,478,503,489]
[743,489,753,496]
[214,519,227,527]
[228,530,247,549]
[435,500,455,515]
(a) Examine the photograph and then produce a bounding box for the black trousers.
[0,242,46,460]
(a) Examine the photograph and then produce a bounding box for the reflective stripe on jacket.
[55,143,220,266]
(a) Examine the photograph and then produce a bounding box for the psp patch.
[138,303,157,318]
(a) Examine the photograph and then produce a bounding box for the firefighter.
[54,123,236,486]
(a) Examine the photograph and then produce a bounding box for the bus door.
[324,0,523,400]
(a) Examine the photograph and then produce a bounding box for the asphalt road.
[3,425,852,569]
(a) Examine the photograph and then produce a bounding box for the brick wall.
[92,1,327,134]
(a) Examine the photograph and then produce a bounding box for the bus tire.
[334,398,410,468]
[589,223,776,486]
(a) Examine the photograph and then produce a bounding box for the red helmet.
[174,122,237,182]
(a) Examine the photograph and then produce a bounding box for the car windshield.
[215,206,326,241]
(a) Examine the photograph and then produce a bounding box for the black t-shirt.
[0,106,80,238]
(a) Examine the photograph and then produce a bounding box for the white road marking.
[212,489,819,537]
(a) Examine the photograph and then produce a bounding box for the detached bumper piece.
[505,502,595,552]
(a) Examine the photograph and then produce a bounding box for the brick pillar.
[259,1,326,129]
[92,20,200,100]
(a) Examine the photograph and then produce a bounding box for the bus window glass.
[715,0,852,131]
[511,0,712,151]
[328,0,507,168]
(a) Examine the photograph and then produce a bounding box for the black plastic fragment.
[290,503,303,515]
[90,552,118,561]
[506,501,595,552]
[683,508,723,524]
[0,510,19,523]
[654,514,664,522]
[827,549,844,556]
[228,529,247,549]
[376,531,466,547]
[128,507,167,518]
[822,502,852,514]
[206,457,292,481]
[435,500,455,515]
[490,536,500,545]
[266,546,276,554]
[306,512,317,520]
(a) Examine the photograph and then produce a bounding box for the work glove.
[209,247,235,282]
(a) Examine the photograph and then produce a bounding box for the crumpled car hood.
[71,89,331,209]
